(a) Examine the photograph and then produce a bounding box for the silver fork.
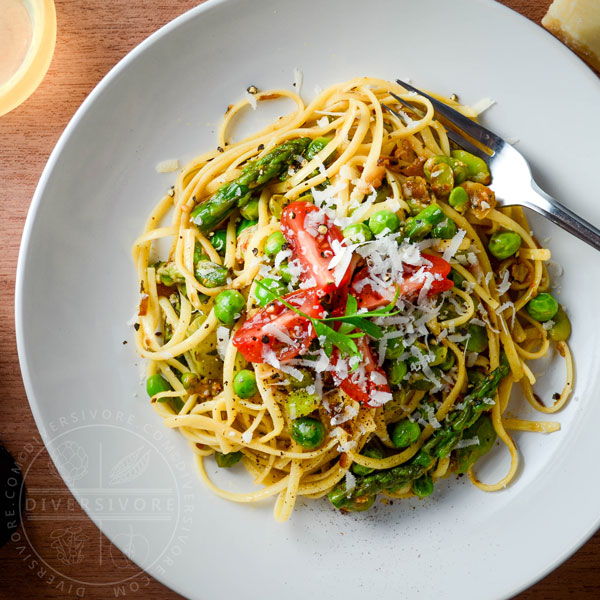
[387,79,600,251]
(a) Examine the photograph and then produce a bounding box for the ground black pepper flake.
[252,248,258,256]
[122,340,127,345]
[134,323,140,331]
[257,144,265,151]
[552,392,561,400]
[262,335,270,344]
[217,146,224,153]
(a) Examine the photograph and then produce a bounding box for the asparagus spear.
[328,363,510,509]
[156,260,228,289]
[190,137,312,234]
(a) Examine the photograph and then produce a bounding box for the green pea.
[385,336,405,360]
[210,230,227,255]
[424,156,469,185]
[466,323,489,353]
[156,262,184,286]
[448,268,465,289]
[391,419,421,448]
[146,373,171,397]
[413,473,434,497]
[236,219,257,236]
[467,369,486,387]
[233,369,258,399]
[429,345,448,366]
[368,210,400,236]
[215,451,242,468]
[448,186,469,211]
[194,261,228,288]
[404,204,445,241]
[388,360,408,386]
[254,278,287,307]
[240,199,259,221]
[488,231,522,260]
[264,231,287,257]
[290,417,325,449]
[451,150,491,185]
[526,292,559,322]
[351,446,384,476]
[432,217,457,239]
[548,305,571,341]
[284,388,321,419]
[343,223,373,244]
[214,289,245,326]
[278,261,294,283]
[429,162,454,197]
[180,372,199,390]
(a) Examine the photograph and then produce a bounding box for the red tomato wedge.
[351,253,453,310]
[334,337,392,407]
[280,201,352,293]
[231,289,325,363]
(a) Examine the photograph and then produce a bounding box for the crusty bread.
[542,0,600,72]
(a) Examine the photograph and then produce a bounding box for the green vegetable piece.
[389,360,408,386]
[278,261,294,283]
[467,369,486,387]
[391,419,421,448]
[214,289,245,326]
[215,451,243,468]
[328,363,510,509]
[233,369,258,399]
[448,186,469,211]
[240,198,259,221]
[429,162,454,197]
[548,305,571,341]
[526,292,559,322]
[268,194,289,219]
[287,368,314,390]
[343,223,373,244]
[451,150,491,185]
[181,372,199,390]
[193,241,207,264]
[290,417,325,450]
[432,217,457,239]
[424,155,469,185]
[254,278,286,307]
[448,267,465,289]
[438,350,456,371]
[385,336,405,360]
[413,472,434,497]
[156,262,185,286]
[466,324,489,353]
[488,231,521,260]
[210,230,228,255]
[306,137,334,163]
[236,219,257,236]
[404,204,445,241]
[456,414,497,474]
[146,373,171,397]
[194,261,228,288]
[344,494,376,512]
[368,210,400,236]
[264,231,287,257]
[351,446,385,476]
[284,389,321,419]
[190,137,311,233]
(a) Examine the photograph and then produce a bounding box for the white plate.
[16,0,600,598]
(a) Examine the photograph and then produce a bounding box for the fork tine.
[394,79,505,152]
[387,93,490,161]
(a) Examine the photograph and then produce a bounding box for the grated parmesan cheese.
[155,159,179,173]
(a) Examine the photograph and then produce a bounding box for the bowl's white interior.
[16,0,600,598]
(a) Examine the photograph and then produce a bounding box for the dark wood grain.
[0,1,597,598]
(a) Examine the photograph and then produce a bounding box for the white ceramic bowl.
[16,0,600,598]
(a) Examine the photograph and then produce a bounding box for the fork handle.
[522,181,600,251]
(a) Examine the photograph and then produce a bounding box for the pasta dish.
[132,77,573,521]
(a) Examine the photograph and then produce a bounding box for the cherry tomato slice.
[280,201,351,293]
[351,252,453,310]
[232,289,325,363]
[334,337,392,407]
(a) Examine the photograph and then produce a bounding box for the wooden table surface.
[1,1,598,598]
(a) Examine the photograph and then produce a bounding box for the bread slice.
[542,0,600,72]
